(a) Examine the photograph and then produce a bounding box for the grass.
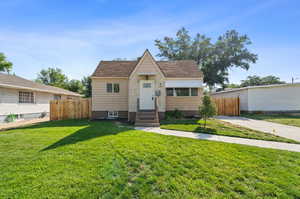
[243,113,300,127]
[0,120,300,198]
[160,119,299,143]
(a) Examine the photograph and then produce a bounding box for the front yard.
[242,113,300,127]
[1,120,300,198]
[161,119,299,143]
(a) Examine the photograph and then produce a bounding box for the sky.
[0,0,300,84]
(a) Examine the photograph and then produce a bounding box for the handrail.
[137,98,140,112]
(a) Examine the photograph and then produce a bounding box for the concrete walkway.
[135,127,300,152]
[0,117,49,131]
[216,116,300,142]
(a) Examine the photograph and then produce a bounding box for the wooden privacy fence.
[212,97,240,116]
[50,98,91,121]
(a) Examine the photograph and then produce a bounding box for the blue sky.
[1,0,300,83]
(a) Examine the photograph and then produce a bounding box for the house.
[91,49,204,126]
[211,83,300,113]
[0,72,81,123]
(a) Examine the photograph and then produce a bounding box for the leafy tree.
[0,53,13,73]
[36,67,68,89]
[199,95,216,128]
[240,75,285,87]
[67,79,83,93]
[81,76,92,97]
[155,28,258,87]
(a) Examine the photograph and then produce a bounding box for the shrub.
[199,95,216,128]
[5,114,17,123]
[165,109,184,120]
[40,112,47,118]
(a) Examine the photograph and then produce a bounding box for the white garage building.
[211,83,300,113]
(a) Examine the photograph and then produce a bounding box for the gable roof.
[0,73,81,96]
[91,50,203,78]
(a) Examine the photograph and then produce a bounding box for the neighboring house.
[0,73,81,123]
[211,83,300,113]
[91,49,204,126]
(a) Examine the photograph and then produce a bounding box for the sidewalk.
[135,127,300,152]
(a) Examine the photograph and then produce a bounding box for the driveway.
[135,127,300,152]
[216,116,300,142]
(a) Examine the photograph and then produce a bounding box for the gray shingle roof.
[0,73,81,96]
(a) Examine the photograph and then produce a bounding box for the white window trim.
[167,88,198,97]
[107,83,120,93]
[107,111,118,119]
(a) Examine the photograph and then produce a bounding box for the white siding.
[248,85,300,111]
[0,87,66,116]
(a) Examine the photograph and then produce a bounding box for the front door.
[139,80,155,110]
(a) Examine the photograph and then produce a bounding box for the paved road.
[216,116,300,142]
[135,127,300,152]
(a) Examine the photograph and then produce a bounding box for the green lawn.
[160,119,299,143]
[243,113,300,127]
[1,120,300,198]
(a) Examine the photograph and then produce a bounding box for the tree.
[155,28,258,87]
[240,75,285,87]
[67,79,83,93]
[0,53,13,73]
[81,76,92,97]
[199,95,216,129]
[36,67,68,89]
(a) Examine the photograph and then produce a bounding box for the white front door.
[139,80,155,110]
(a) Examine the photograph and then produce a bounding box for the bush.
[5,114,17,123]
[166,109,184,120]
[40,112,47,118]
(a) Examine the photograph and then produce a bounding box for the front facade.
[211,83,300,113]
[0,73,81,123]
[91,50,203,124]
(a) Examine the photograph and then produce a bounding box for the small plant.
[165,109,184,120]
[40,112,47,118]
[199,95,216,128]
[5,114,17,123]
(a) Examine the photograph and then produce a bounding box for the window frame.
[113,83,120,93]
[107,83,120,93]
[107,111,118,119]
[166,88,199,97]
[19,91,35,104]
[106,83,113,93]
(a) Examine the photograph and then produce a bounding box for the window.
[114,83,120,93]
[107,111,118,119]
[166,88,199,96]
[166,88,174,96]
[191,88,198,96]
[143,83,151,88]
[54,95,61,100]
[175,88,190,96]
[107,83,120,93]
[19,91,34,103]
[107,83,112,93]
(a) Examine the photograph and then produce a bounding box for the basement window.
[107,111,118,119]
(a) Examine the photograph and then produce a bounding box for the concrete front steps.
[135,110,160,127]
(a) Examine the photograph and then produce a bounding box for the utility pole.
[292,77,300,84]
